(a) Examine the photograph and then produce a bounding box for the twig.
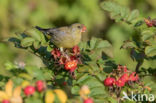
[135,61,143,73]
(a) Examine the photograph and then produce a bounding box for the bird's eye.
[77,26,81,29]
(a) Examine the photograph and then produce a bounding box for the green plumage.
[36,23,85,48]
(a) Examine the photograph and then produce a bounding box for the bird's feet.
[59,47,70,60]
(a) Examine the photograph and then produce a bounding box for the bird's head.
[70,23,87,33]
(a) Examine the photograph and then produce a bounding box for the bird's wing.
[49,27,72,45]
[48,26,69,36]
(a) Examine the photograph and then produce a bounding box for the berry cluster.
[51,45,81,72]
[144,17,156,27]
[24,80,46,96]
[104,65,139,88]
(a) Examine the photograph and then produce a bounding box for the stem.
[117,98,121,103]
[135,61,143,73]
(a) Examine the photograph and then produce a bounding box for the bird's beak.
[81,25,87,32]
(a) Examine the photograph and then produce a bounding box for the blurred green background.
[0,0,156,72]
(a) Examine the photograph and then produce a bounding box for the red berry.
[134,74,139,81]
[64,60,78,72]
[63,82,67,86]
[152,19,156,27]
[84,98,94,103]
[36,80,45,92]
[117,65,127,72]
[144,18,153,27]
[120,73,129,83]
[51,48,61,59]
[115,79,125,87]
[122,66,128,72]
[59,56,67,64]
[72,45,80,55]
[2,100,10,103]
[129,72,139,81]
[70,56,77,61]
[104,77,115,87]
[117,65,122,70]
[24,86,35,96]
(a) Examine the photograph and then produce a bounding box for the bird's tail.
[35,26,49,34]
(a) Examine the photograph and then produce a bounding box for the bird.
[35,23,86,51]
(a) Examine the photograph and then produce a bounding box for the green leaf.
[88,37,112,58]
[33,41,40,49]
[145,45,156,56]
[127,9,139,22]
[107,97,118,103]
[95,40,112,49]
[47,45,53,52]
[25,28,43,41]
[25,97,42,103]
[76,74,90,84]
[96,73,106,81]
[25,66,45,80]
[101,1,139,24]
[77,65,90,73]
[71,86,80,95]
[143,76,156,95]
[21,37,35,47]
[121,40,137,49]
[134,20,144,27]
[76,75,106,96]
[89,37,97,49]
[101,1,129,21]
[141,30,155,41]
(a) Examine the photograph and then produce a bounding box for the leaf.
[96,73,106,81]
[45,90,55,103]
[127,9,139,22]
[95,40,112,49]
[25,29,42,41]
[78,41,88,51]
[143,76,156,95]
[76,74,90,84]
[134,20,144,27]
[88,37,112,58]
[8,37,20,44]
[104,66,114,73]
[21,37,35,47]
[101,1,129,21]
[141,30,155,41]
[25,66,45,80]
[8,37,22,48]
[145,45,156,56]
[13,86,21,97]
[89,37,97,49]
[0,91,8,100]
[25,97,42,103]
[88,63,99,72]
[54,89,67,103]
[78,65,90,73]
[71,86,80,95]
[107,97,118,103]
[47,45,53,52]
[76,75,106,98]
[101,1,139,24]
[5,80,13,98]
[121,40,136,49]
[18,73,33,80]
[11,96,23,103]
[33,41,40,49]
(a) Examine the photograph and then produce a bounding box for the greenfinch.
[35,23,86,49]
